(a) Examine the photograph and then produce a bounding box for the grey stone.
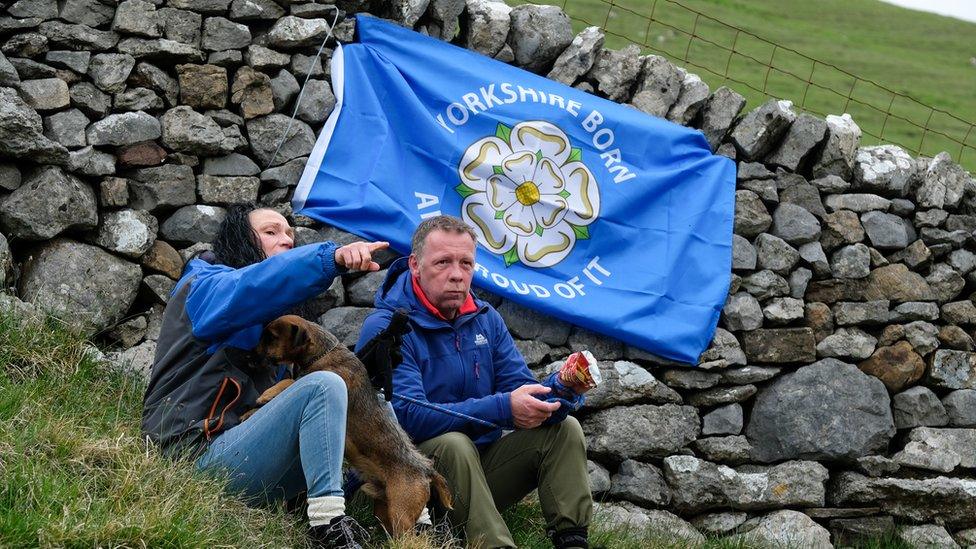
[261,156,305,188]
[0,164,22,192]
[821,210,865,252]
[942,300,976,325]
[44,50,91,74]
[917,208,949,227]
[116,37,205,64]
[732,510,833,549]
[88,53,135,93]
[948,249,976,274]
[688,385,756,407]
[593,502,704,543]
[733,190,771,238]
[861,210,913,250]
[108,339,156,379]
[771,202,821,245]
[2,33,48,59]
[829,471,976,529]
[890,198,915,216]
[245,45,290,71]
[113,0,164,38]
[160,106,225,155]
[691,435,752,465]
[38,21,120,51]
[904,320,940,355]
[661,368,721,390]
[201,17,250,52]
[798,242,830,277]
[115,88,164,112]
[897,525,960,549]
[202,153,260,176]
[566,327,623,361]
[518,340,551,366]
[506,5,573,73]
[666,70,709,126]
[546,25,601,86]
[574,360,680,409]
[266,16,331,49]
[721,366,781,385]
[766,113,827,170]
[290,52,324,81]
[691,512,748,536]
[893,427,976,473]
[129,164,196,211]
[917,152,968,209]
[927,263,966,303]
[0,52,20,87]
[246,114,314,167]
[855,455,901,477]
[817,327,877,360]
[740,269,790,299]
[888,239,932,269]
[497,299,571,346]
[853,144,916,196]
[143,274,176,303]
[159,204,227,244]
[19,238,141,334]
[831,243,871,278]
[43,108,88,148]
[0,166,96,240]
[167,0,233,14]
[929,350,976,390]
[0,87,68,164]
[130,62,179,107]
[702,403,743,436]
[833,301,889,326]
[86,111,161,146]
[943,390,976,427]
[893,386,949,429]
[699,86,746,151]
[425,0,466,40]
[582,404,699,461]
[731,234,756,270]
[19,77,69,111]
[66,146,115,176]
[812,113,861,180]
[230,0,285,20]
[158,7,202,47]
[197,175,260,205]
[746,358,895,462]
[730,99,796,160]
[317,306,372,348]
[465,0,513,59]
[93,209,158,258]
[270,68,299,111]
[609,460,670,507]
[762,297,804,325]
[630,55,682,118]
[295,79,335,124]
[824,193,891,213]
[586,44,641,103]
[664,456,828,513]
[755,233,799,274]
[8,0,57,19]
[722,292,762,331]
[346,270,386,307]
[587,460,610,494]
[741,328,816,363]
[99,177,129,208]
[700,327,747,366]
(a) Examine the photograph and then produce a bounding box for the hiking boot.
[309,515,371,549]
[551,527,589,549]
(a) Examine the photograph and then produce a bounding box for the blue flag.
[294,15,735,364]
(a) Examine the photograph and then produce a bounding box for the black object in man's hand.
[356,308,411,400]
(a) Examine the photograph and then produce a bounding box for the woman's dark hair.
[212,204,266,269]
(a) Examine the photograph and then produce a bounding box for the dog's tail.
[430,471,453,510]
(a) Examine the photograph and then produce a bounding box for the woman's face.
[249,209,295,258]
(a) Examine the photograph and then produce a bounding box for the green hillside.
[512,0,976,172]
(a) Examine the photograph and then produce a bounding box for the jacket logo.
[474,334,488,346]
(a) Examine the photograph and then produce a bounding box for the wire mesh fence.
[515,0,976,173]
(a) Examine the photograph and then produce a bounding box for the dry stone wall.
[1,0,975,546]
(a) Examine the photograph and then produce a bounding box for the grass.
[509,0,976,172]
[0,306,923,548]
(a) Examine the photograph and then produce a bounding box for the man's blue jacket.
[355,257,581,447]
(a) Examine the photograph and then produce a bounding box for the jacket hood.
[375,257,486,329]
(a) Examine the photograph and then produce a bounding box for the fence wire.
[519,0,976,172]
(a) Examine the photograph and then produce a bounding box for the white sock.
[416,506,432,526]
[307,495,345,527]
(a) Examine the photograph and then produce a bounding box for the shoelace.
[325,516,370,547]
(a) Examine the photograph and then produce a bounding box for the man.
[355,215,593,549]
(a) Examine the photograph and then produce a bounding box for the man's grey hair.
[411,215,477,260]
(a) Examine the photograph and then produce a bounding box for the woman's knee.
[298,371,347,405]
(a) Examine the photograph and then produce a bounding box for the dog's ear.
[288,321,309,350]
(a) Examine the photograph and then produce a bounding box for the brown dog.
[252,314,452,536]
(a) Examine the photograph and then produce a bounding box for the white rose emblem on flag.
[455,121,601,268]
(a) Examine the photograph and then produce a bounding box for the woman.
[142,204,386,549]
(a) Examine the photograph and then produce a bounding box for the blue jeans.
[196,371,348,504]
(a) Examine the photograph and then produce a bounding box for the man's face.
[409,230,476,319]
[249,209,294,258]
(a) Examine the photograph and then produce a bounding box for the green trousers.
[418,417,593,549]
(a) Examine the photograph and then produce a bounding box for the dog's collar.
[298,339,342,370]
